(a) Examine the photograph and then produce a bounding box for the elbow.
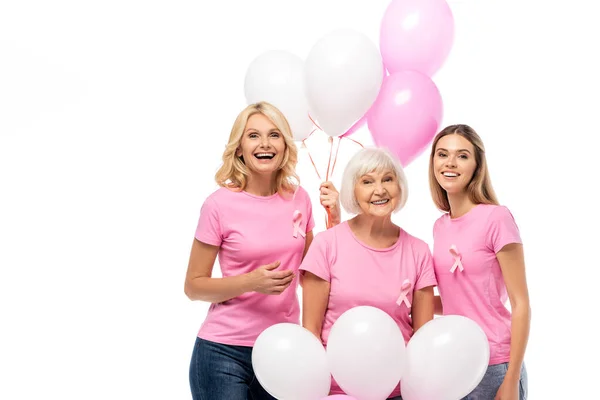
[185,276,213,302]
[184,280,200,301]
[512,301,531,322]
[184,283,193,300]
[302,314,324,340]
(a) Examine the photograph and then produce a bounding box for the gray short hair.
[340,147,408,215]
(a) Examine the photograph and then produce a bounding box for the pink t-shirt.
[432,204,522,365]
[299,221,437,397]
[194,186,315,347]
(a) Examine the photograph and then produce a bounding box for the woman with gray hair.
[300,147,437,399]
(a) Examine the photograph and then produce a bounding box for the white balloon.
[244,50,313,141]
[327,306,407,400]
[252,323,331,400]
[401,315,490,400]
[305,29,383,137]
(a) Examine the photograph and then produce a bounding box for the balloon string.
[328,137,342,180]
[305,128,317,141]
[325,137,346,228]
[345,136,364,148]
[308,113,323,131]
[302,136,322,181]
[302,137,333,228]
[303,127,361,230]
[325,136,334,181]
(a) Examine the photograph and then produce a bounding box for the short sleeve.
[487,206,522,253]
[299,232,331,282]
[432,216,442,239]
[414,241,437,291]
[296,186,315,233]
[194,196,222,246]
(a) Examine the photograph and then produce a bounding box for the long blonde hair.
[428,124,498,212]
[215,102,299,195]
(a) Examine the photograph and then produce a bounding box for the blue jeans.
[462,363,528,400]
[189,337,276,400]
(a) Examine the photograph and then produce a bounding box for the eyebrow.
[244,128,281,133]
[361,171,395,178]
[436,147,472,154]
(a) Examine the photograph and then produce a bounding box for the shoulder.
[292,185,311,201]
[480,204,516,223]
[400,228,431,254]
[314,222,347,244]
[433,212,449,230]
[201,187,245,213]
[316,222,343,240]
[206,186,239,201]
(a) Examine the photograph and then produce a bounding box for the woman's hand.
[247,261,295,295]
[494,377,519,400]
[320,181,341,227]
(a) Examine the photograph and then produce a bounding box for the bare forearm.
[301,274,329,340]
[506,303,530,380]
[412,286,435,332]
[302,302,326,340]
[412,311,433,332]
[303,319,323,340]
[185,274,252,303]
[434,295,443,315]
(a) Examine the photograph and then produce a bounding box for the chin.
[443,186,464,195]
[368,210,393,217]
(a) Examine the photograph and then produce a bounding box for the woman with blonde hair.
[429,124,530,400]
[184,102,340,399]
[301,147,436,399]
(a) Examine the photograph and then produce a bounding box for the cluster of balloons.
[244,0,455,166]
[252,306,489,400]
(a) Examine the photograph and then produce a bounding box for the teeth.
[443,172,458,177]
[372,199,389,205]
[255,153,275,159]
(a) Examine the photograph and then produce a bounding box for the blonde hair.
[340,147,408,214]
[428,124,498,212]
[215,102,299,195]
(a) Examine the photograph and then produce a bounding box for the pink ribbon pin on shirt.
[292,210,305,238]
[396,279,412,307]
[449,245,464,273]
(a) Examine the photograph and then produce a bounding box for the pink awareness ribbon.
[292,210,305,238]
[449,245,464,273]
[396,279,412,307]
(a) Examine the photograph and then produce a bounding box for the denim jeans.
[462,362,528,400]
[189,337,276,400]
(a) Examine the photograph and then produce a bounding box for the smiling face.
[354,168,400,217]
[236,113,286,177]
[432,134,477,195]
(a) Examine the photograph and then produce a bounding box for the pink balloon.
[339,115,366,138]
[366,70,443,166]
[380,0,454,76]
[320,396,358,400]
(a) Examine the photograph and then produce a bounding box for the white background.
[1,0,598,398]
